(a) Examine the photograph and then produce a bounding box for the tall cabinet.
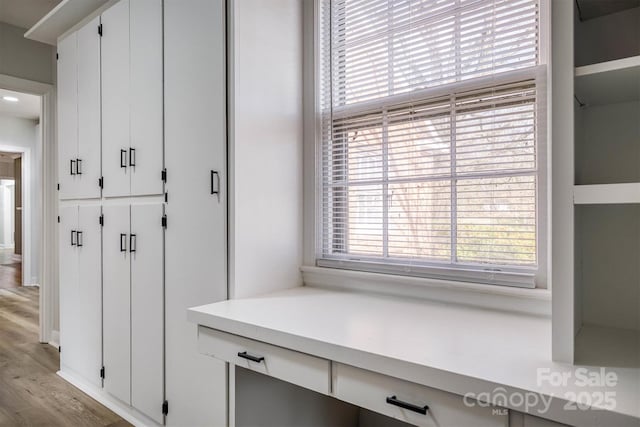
[58,0,227,425]
[164,0,228,425]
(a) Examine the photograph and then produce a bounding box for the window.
[318,0,547,287]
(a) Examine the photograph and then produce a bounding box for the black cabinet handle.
[237,351,264,363]
[386,396,428,415]
[77,231,83,247]
[211,170,220,195]
[71,230,77,246]
[70,159,76,175]
[129,148,136,167]
[76,158,82,175]
[120,233,127,252]
[120,149,127,168]
[129,234,136,253]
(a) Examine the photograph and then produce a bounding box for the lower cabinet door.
[59,206,79,374]
[131,203,164,423]
[103,204,131,404]
[76,205,103,386]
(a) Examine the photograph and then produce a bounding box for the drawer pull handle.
[237,351,264,363]
[386,396,429,415]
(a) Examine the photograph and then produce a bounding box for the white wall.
[574,7,640,67]
[0,22,55,84]
[0,115,42,285]
[229,0,304,298]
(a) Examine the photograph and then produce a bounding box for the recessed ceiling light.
[2,96,19,102]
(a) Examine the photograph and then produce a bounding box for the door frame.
[0,73,56,344]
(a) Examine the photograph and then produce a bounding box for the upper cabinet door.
[57,32,78,200]
[130,0,163,197]
[101,0,131,198]
[77,17,102,199]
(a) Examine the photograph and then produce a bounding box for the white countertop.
[188,286,640,427]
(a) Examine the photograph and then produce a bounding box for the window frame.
[308,0,550,290]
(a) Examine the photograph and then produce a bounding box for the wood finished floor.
[0,287,130,426]
[0,249,22,289]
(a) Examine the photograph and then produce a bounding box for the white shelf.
[574,183,640,205]
[575,56,640,106]
[575,325,640,368]
[24,0,110,45]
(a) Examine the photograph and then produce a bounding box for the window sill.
[300,265,551,317]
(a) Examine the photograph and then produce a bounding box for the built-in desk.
[188,286,640,427]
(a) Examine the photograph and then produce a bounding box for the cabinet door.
[76,17,102,199]
[59,206,79,373]
[131,203,164,424]
[103,204,131,404]
[76,205,102,386]
[57,33,78,200]
[130,0,163,197]
[101,0,131,198]
[164,0,228,425]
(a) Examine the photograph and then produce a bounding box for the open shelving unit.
[572,1,640,367]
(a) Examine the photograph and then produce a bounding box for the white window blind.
[318,0,545,287]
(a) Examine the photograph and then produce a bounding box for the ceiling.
[576,0,640,20]
[0,88,41,120]
[0,151,21,163]
[0,0,61,29]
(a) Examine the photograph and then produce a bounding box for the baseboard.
[23,283,40,287]
[57,369,161,427]
[49,330,60,349]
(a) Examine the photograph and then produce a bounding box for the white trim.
[317,258,536,288]
[301,265,551,316]
[57,369,161,427]
[49,329,60,349]
[550,0,575,363]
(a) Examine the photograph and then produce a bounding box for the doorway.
[0,154,23,289]
[0,82,52,341]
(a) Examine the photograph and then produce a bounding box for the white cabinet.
[103,203,165,423]
[59,205,102,387]
[58,17,101,200]
[102,0,163,198]
[164,0,227,425]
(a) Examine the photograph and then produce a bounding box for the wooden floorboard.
[0,287,130,427]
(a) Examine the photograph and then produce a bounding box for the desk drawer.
[333,363,508,427]
[198,326,330,395]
